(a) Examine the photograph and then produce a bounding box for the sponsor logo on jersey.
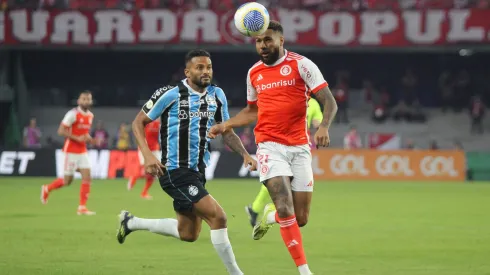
[255,79,296,93]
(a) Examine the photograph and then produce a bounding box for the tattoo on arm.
[222,130,248,156]
[314,87,338,128]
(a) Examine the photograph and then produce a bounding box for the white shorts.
[138,150,162,165]
[257,142,314,192]
[64,153,90,176]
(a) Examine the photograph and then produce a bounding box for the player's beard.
[260,49,280,65]
[193,76,211,89]
[79,104,91,111]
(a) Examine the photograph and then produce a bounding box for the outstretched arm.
[222,129,248,157]
[223,103,258,130]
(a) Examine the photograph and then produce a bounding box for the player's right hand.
[144,154,165,177]
[208,124,226,139]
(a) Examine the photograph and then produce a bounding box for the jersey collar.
[77,106,90,115]
[263,49,288,67]
[182,79,208,97]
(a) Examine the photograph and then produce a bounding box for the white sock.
[127,217,180,239]
[298,264,312,275]
[210,228,243,275]
[266,210,277,225]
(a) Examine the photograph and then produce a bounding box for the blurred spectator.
[392,100,411,121]
[23,118,42,148]
[91,120,110,149]
[400,68,418,106]
[115,122,133,150]
[239,127,256,153]
[334,71,350,124]
[469,95,485,134]
[439,70,454,113]
[429,139,439,150]
[343,125,362,149]
[410,99,427,123]
[453,70,471,112]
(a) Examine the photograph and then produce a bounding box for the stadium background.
[1,1,490,275]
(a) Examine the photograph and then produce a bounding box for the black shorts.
[159,168,209,212]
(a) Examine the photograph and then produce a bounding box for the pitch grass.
[0,177,489,275]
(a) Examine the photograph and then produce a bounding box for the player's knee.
[275,204,295,219]
[212,210,227,228]
[179,233,199,243]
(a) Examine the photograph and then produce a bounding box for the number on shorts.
[257,153,269,164]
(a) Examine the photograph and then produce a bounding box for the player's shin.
[210,228,244,275]
[46,178,65,191]
[79,180,90,206]
[127,217,180,239]
[141,174,154,196]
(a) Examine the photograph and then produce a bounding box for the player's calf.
[292,191,313,228]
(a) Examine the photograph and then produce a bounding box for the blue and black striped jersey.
[142,79,230,171]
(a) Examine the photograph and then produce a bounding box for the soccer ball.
[234,2,270,37]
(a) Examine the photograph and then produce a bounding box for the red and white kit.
[247,50,328,191]
[138,120,162,165]
[61,107,94,175]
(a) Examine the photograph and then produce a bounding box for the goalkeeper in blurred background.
[245,97,323,227]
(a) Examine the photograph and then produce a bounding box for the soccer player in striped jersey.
[116,49,256,275]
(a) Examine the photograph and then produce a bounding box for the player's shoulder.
[287,51,306,61]
[287,51,316,66]
[248,60,264,75]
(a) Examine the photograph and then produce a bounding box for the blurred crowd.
[2,0,490,10]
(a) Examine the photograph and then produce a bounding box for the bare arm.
[222,129,248,157]
[313,87,338,128]
[223,104,258,130]
[57,124,82,142]
[132,111,152,157]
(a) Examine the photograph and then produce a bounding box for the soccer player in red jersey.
[41,91,97,215]
[209,21,338,275]
[127,119,161,199]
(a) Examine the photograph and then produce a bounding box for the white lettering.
[375,155,414,176]
[403,11,444,43]
[51,11,90,44]
[318,13,355,45]
[88,150,109,179]
[139,10,177,42]
[205,151,221,180]
[10,10,49,42]
[181,10,220,42]
[0,152,16,174]
[447,10,484,42]
[330,154,369,176]
[420,156,458,177]
[359,12,398,44]
[256,79,296,93]
[17,152,35,174]
[277,10,315,41]
[94,11,135,43]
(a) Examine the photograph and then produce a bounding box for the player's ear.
[279,36,284,47]
[184,67,190,78]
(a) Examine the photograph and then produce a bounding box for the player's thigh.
[175,210,202,242]
[263,176,295,218]
[257,142,293,184]
[77,153,91,181]
[63,153,77,180]
[290,146,314,226]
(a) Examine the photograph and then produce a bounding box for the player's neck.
[185,79,207,94]
[278,48,286,59]
[78,106,89,113]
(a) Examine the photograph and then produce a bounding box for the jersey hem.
[311,82,328,94]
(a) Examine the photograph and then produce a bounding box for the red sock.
[79,180,91,206]
[47,178,64,191]
[128,176,137,186]
[276,213,307,267]
[141,174,154,195]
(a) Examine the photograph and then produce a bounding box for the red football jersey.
[145,120,161,151]
[61,107,94,153]
[247,50,328,146]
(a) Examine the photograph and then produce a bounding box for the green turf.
[0,177,489,275]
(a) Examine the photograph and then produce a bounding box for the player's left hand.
[314,125,330,148]
[243,154,257,171]
[208,123,227,139]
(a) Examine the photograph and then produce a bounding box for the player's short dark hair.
[185,49,211,64]
[79,90,91,96]
[267,20,283,34]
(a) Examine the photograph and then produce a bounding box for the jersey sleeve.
[142,86,178,121]
[215,88,230,123]
[246,69,258,104]
[298,58,328,94]
[61,110,76,127]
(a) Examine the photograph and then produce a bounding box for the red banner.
[1,9,490,46]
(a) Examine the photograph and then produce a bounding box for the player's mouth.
[261,52,269,58]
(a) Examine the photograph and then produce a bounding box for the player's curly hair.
[267,20,283,34]
[185,49,211,64]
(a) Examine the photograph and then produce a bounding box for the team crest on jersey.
[145,100,154,109]
[205,95,216,105]
[280,65,292,76]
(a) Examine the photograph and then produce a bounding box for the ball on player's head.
[234,2,270,37]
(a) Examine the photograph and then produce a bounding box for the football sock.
[47,178,64,191]
[128,176,137,188]
[277,213,308,269]
[127,217,180,239]
[251,185,270,213]
[266,210,277,225]
[210,228,244,275]
[141,174,154,195]
[79,180,90,206]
